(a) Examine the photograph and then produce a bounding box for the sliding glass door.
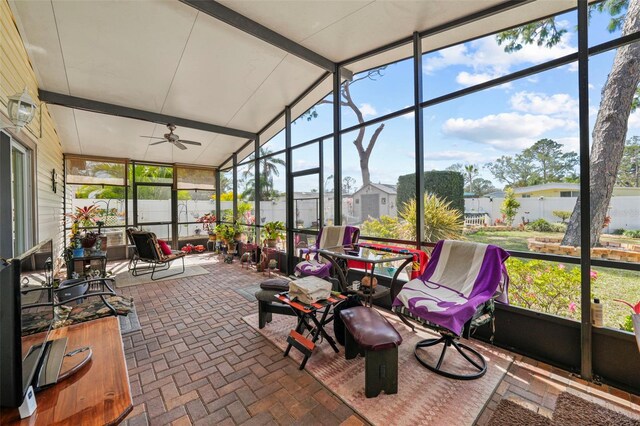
[11,141,32,255]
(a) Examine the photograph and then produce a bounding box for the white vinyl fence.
[465,196,640,231]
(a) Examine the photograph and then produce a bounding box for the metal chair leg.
[414,334,487,380]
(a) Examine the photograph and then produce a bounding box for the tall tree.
[446,163,497,195]
[319,68,387,186]
[486,152,539,187]
[522,139,579,182]
[242,147,285,182]
[464,164,479,192]
[342,176,356,194]
[486,139,579,187]
[616,136,640,187]
[470,178,499,196]
[499,0,640,246]
[324,174,334,193]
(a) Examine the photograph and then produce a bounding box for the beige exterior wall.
[515,189,564,198]
[1,0,64,257]
[516,187,640,198]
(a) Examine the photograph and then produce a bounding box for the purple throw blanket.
[392,240,509,335]
[294,225,359,278]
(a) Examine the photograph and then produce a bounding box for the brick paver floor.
[117,255,639,425]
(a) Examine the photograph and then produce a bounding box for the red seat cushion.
[340,306,402,351]
[157,239,173,255]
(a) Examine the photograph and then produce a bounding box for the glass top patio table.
[316,246,413,307]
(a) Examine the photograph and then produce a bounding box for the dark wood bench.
[255,278,296,328]
[340,306,403,397]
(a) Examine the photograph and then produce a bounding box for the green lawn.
[466,229,640,330]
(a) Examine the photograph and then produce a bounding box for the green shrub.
[552,210,572,223]
[398,194,464,242]
[620,314,634,332]
[360,194,464,242]
[550,222,567,233]
[397,171,464,215]
[526,218,554,232]
[622,229,640,238]
[506,258,597,319]
[612,228,626,235]
[500,188,520,226]
[360,215,401,239]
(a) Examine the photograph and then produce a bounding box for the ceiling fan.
[141,124,202,150]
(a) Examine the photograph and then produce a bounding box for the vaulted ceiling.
[9,0,578,166]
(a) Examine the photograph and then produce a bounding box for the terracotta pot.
[361,276,378,289]
[265,239,278,248]
[227,242,237,252]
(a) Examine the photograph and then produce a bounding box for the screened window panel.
[65,158,126,185]
[176,167,215,190]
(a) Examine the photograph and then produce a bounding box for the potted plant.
[216,222,241,251]
[262,221,285,248]
[81,230,99,249]
[66,205,99,228]
[615,299,640,352]
[196,213,217,241]
[69,237,84,258]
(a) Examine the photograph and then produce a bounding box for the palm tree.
[241,148,286,200]
[243,147,285,179]
[241,176,280,201]
[464,164,478,193]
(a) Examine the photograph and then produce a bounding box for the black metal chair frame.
[390,272,504,380]
[126,227,140,272]
[129,231,185,281]
[23,277,119,316]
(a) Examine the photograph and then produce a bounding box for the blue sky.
[260,8,639,193]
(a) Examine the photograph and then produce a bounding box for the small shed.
[353,183,397,222]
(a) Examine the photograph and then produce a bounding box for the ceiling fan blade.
[150,140,168,145]
[178,139,202,146]
[140,136,166,139]
[173,141,188,150]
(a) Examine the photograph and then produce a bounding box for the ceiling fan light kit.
[141,123,203,150]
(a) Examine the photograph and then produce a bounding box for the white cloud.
[510,91,578,118]
[359,103,377,118]
[442,112,576,150]
[423,44,468,74]
[554,136,580,153]
[424,150,487,163]
[423,32,576,87]
[456,72,498,86]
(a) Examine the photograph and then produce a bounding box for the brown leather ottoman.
[340,306,403,397]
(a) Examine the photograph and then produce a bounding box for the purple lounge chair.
[294,225,360,279]
[391,240,509,380]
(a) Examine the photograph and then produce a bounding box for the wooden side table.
[0,316,133,425]
[276,292,346,369]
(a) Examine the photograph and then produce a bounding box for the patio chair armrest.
[54,291,117,307]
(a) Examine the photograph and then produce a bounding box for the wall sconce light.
[1,88,37,132]
[51,169,58,193]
